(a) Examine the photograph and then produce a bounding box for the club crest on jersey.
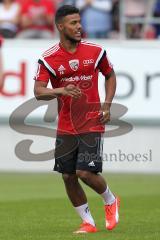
[69,59,79,71]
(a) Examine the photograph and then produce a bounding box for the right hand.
[61,84,82,98]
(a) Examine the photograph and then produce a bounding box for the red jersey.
[21,0,55,31]
[0,36,3,47]
[34,41,113,135]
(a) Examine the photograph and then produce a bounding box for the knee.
[62,173,77,184]
[76,170,90,182]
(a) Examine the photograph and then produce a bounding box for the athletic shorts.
[54,132,103,174]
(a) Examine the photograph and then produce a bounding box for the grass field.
[0,173,160,240]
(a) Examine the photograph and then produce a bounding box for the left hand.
[99,103,111,124]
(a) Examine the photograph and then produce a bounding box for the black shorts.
[54,132,103,174]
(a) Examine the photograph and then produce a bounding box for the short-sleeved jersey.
[34,41,113,135]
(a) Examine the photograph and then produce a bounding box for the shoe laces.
[106,204,114,218]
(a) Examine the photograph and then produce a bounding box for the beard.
[64,32,81,43]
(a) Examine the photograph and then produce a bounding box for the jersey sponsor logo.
[58,65,66,75]
[83,59,94,66]
[61,75,93,82]
[69,59,79,71]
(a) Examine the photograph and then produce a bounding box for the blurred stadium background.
[0,1,160,239]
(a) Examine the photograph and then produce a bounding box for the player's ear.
[57,23,64,32]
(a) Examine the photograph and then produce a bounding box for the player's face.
[60,14,82,42]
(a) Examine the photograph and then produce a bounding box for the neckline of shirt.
[59,42,81,55]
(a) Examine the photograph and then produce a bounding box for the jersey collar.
[59,42,81,55]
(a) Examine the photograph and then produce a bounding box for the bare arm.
[34,81,82,101]
[0,4,20,25]
[76,0,93,10]
[46,15,54,26]
[13,8,21,25]
[34,81,59,100]
[21,13,53,28]
[20,15,33,28]
[100,70,116,123]
[92,0,112,11]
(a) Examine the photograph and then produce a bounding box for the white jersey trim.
[43,44,58,54]
[81,41,105,69]
[94,48,105,69]
[81,40,102,48]
[35,63,41,80]
[39,56,56,77]
[43,45,60,58]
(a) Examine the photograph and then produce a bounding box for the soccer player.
[34,5,120,234]
[0,36,3,90]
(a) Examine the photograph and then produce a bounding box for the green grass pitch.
[0,173,160,240]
